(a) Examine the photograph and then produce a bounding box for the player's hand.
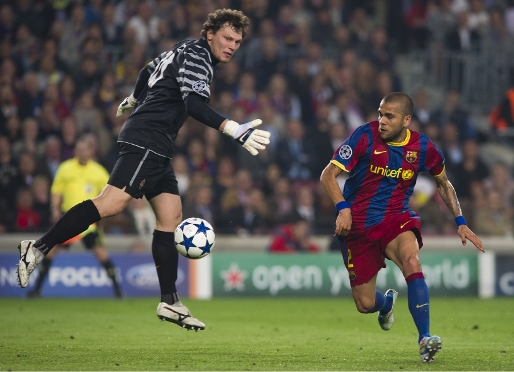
[116,94,137,117]
[222,119,271,156]
[458,225,485,252]
[335,208,352,236]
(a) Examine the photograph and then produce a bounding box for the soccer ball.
[174,218,215,259]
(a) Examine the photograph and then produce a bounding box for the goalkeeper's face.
[206,23,243,63]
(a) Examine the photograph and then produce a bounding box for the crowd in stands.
[1,0,514,246]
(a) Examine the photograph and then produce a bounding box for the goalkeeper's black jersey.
[118,38,218,157]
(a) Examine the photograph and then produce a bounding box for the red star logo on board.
[220,263,248,291]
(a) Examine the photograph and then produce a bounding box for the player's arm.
[183,93,270,156]
[320,162,352,236]
[433,169,485,252]
[116,65,151,117]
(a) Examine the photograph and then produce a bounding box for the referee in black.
[16,9,270,331]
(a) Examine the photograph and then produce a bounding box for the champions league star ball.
[174,218,215,259]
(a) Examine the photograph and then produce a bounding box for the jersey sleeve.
[330,125,369,173]
[178,46,213,101]
[425,139,445,177]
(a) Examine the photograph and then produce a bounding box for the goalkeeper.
[16,9,268,331]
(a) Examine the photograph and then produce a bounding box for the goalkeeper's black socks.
[34,200,101,255]
[101,259,123,298]
[161,293,181,306]
[152,230,179,300]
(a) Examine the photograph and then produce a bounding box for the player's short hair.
[201,9,250,39]
[382,92,414,117]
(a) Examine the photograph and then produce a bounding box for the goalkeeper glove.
[222,119,271,156]
[116,94,137,117]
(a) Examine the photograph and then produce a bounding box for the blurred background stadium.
[1,0,514,299]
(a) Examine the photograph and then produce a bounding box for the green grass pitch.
[1,297,513,371]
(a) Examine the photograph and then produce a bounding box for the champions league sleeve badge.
[192,80,207,93]
[339,145,352,160]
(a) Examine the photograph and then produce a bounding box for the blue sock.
[369,290,392,313]
[407,273,430,342]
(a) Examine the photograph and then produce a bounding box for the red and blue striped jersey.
[331,121,445,231]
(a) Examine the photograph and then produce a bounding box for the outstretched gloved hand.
[222,119,271,156]
[116,94,137,117]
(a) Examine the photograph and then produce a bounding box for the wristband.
[455,216,467,226]
[336,201,350,211]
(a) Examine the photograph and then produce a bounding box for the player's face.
[377,101,411,142]
[206,23,243,63]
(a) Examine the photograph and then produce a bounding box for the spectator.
[74,57,102,94]
[31,175,51,230]
[404,0,430,49]
[220,169,254,220]
[329,92,365,132]
[129,197,156,240]
[412,89,435,127]
[474,190,512,236]
[15,187,40,231]
[73,91,105,139]
[0,4,16,41]
[489,86,514,133]
[12,117,42,159]
[287,57,313,124]
[293,185,317,230]
[126,1,159,46]
[483,162,514,216]
[212,60,240,95]
[18,71,42,120]
[183,185,216,228]
[35,135,61,180]
[224,188,271,235]
[483,6,514,49]
[35,38,68,75]
[0,85,18,129]
[268,73,302,120]
[468,0,489,35]
[59,4,87,69]
[310,7,335,48]
[253,36,287,90]
[60,116,78,160]
[211,156,236,204]
[269,215,320,253]
[13,23,38,72]
[233,71,258,115]
[448,138,489,202]
[362,26,395,70]
[0,134,17,199]
[431,90,475,141]
[276,119,317,180]
[101,3,123,48]
[445,10,481,52]
[440,122,463,171]
[427,0,455,49]
[269,176,294,224]
[3,115,21,143]
[186,137,215,178]
[38,101,61,139]
[84,0,103,25]
[261,163,281,197]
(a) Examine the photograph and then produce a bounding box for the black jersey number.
[148,50,176,88]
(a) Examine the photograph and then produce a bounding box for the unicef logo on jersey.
[339,145,352,159]
[192,80,207,93]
